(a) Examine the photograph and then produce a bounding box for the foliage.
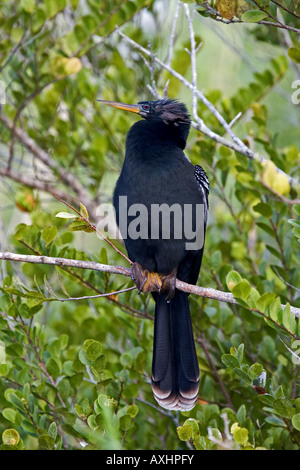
[0,0,300,451]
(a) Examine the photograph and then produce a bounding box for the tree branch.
[1,251,299,321]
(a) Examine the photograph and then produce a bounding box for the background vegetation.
[0,0,300,450]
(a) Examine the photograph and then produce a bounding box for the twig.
[167,0,182,68]
[52,193,132,265]
[183,3,201,125]
[48,286,136,302]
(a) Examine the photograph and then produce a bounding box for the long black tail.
[151,290,199,411]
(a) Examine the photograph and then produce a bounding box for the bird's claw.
[159,269,177,301]
[131,262,177,301]
[131,262,162,294]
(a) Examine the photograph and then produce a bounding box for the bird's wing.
[194,164,209,232]
[194,164,209,205]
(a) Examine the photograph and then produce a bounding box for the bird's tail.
[151,290,199,411]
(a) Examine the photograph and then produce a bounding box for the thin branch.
[48,286,136,302]
[1,251,299,322]
[52,193,132,265]
[183,3,201,124]
[167,0,182,67]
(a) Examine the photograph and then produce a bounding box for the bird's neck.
[125,120,189,165]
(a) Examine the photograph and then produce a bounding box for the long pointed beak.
[97,100,141,114]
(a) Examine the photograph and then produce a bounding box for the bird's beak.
[97,100,141,114]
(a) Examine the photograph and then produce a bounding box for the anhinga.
[98,98,209,411]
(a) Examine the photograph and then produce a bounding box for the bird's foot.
[159,269,177,302]
[131,262,162,294]
[131,262,177,301]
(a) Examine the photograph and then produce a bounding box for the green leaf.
[257,222,275,237]
[80,202,89,220]
[194,435,215,450]
[119,414,132,431]
[48,422,57,440]
[266,244,282,260]
[253,202,273,217]
[2,428,20,446]
[42,226,58,246]
[265,416,286,427]
[83,339,102,362]
[232,426,248,446]
[21,0,35,13]
[288,219,300,229]
[55,212,77,219]
[231,280,251,301]
[226,270,242,291]
[177,424,193,441]
[38,434,55,450]
[257,293,276,313]
[221,354,240,368]
[249,363,263,377]
[46,357,61,379]
[273,398,296,419]
[210,250,222,271]
[293,204,300,216]
[282,303,291,330]
[234,368,253,385]
[2,408,18,423]
[288,47,300,63]
[68,220,94,233]
[127,404,139,418]
[292,413,300,431]
[25,291,47,308]
[237,404,246,425]
[241,10,268,22]
[269,297,281,322]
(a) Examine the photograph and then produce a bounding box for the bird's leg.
[131,262,162,294]
[159,269,177,302]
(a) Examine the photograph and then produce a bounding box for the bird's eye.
[141,104,150,112]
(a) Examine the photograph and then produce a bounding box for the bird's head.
[98,98,191,148]
[98,98,190,126]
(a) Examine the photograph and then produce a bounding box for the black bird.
[98,98,209,411]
